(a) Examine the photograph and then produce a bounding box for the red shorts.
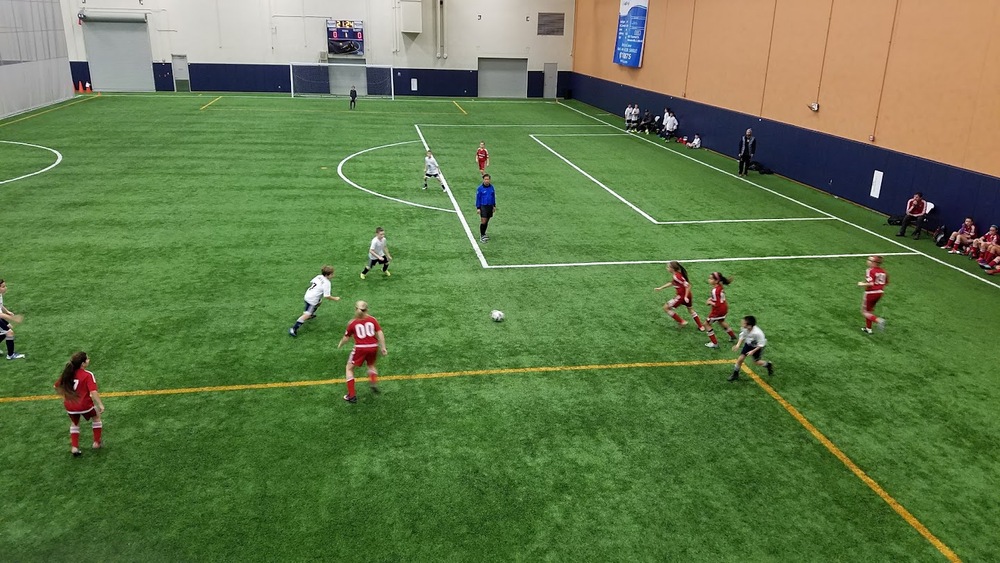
[707,307,728,322]
[668,295,692,308]
[862,293,882,312]
[348,347,378,368]
[68,409,97,423]
[478,159,487,170]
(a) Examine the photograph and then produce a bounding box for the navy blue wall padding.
[566,72,1000,231]
[152,62,174,92]
[69,61,91,88]
[293,65,330,94]
[557,71,572,99]
[393,68,477,97]
[188,63,290,93]
[527,71,544,98]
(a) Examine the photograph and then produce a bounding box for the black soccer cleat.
[727,372,739,382]
[343,394,357,404]
[370,385,381,396]
[766,362,774,376]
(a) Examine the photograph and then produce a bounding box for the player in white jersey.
[0,279,26,359]
[423,150,445,191]
[360,227,392,279]
[289,265,340,337]
[729,315,774,381]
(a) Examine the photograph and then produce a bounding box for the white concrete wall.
[60,0,574,70]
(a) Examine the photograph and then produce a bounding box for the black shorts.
[0,319,9,333]
[740,343,763,360]
[425,173,439,178]
[479,205,494,218]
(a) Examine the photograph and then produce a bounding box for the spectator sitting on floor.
[637,110,654,134]
[687,134,702,149]
[944,217,977,254]
[971,224,997,263]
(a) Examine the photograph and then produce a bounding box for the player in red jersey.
[858,255,888,334]
[973,225,998,267]
[654,261,705,330]
[476,141,490,176]
[943,217,976,255]
[53,351,105,457]
[337,300,387,403]
[704,272,738,348]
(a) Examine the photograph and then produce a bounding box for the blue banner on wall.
[613,0,648,68]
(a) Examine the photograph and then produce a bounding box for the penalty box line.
[414,124,488,269]
[484,252,920,270]
[530,134,831,226]
[556,100,1000,291]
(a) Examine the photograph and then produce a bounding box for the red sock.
[93,422,102,444]
[346,379,356,397]
[70,426,80,449]
[726,329,737,339]
[692,314,704,330]
[708,332,718,344]
[863,314,874,329]
[368,371,378,386]
[669,312,683,324]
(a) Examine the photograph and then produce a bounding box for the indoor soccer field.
[1,94,996,561]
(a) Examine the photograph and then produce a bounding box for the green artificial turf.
[1,94,996,561]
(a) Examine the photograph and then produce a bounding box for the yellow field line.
[0,359,732,404]
[199,96,223,110]
[741,364,961,562]
[0,95,100,129]
[453,100,468,115]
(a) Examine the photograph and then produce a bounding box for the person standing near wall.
[0,279,25,360]
[738,128,756,176]
[349,85,357,110]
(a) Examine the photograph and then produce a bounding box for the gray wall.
[0,0,73,119]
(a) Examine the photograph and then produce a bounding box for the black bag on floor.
[887,215,904,226]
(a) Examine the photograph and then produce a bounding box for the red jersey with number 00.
[55,368,98,414]
[476,148,489,162]
[865,267,888,294]
[345,316,382,348]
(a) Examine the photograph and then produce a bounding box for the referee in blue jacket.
[476,174,496,243]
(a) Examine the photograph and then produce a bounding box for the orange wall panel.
[760,0,832,128]
[686,0,776,115]
[812,0,895,142]
[876,1,997,170]
[964,5,1000,175]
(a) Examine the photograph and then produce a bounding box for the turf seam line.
[0,359,734,404]
[742,364,962,562]
[0,94,99,129]
[199,96,223,110]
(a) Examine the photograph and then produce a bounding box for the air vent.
[537,13,565,36]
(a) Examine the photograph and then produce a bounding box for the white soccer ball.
[490,310,505,322]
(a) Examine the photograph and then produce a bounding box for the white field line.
[0,141,63,185]
[415,124,489,269]
[417,124,610,128]
[485,252,920,270]
[655,217,834,225]
[530,134,828,226]
[337,140,455,213]
[557,101,1000,290]
[530,134,659,224]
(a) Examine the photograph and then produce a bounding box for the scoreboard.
[327,20,364,56]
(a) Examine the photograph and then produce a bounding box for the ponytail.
[55,351,88,400]
[669,261,688,281]
[713,272,733,285]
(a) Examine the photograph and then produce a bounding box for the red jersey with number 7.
[865,267,888,294]
[55,368,98,414]
[345,317,382,348]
